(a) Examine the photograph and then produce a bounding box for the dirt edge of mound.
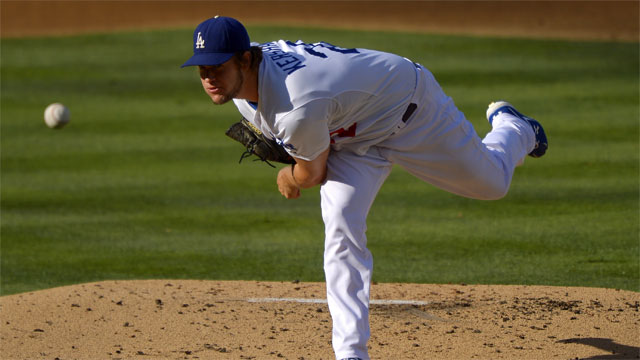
[1,280,638,359]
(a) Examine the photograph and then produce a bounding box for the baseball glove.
[225,117,295,167]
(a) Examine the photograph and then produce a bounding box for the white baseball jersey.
[233,40,419,161]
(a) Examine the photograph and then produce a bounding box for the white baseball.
[44,103,70,129]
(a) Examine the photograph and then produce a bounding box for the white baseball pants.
[321,66,535,360]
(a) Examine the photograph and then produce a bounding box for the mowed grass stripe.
[1,26,637,295]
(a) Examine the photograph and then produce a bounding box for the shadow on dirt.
[558,338,640,359]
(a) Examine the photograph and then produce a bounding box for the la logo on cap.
[181,15,250,68]
[196,32,205,49]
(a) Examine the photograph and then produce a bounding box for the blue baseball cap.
[181,16,250,68]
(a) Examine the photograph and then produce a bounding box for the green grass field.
[1,26,638,295]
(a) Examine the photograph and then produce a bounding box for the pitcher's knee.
[483,187,509,200]
[473,179,510,200]
[457,170,511,200]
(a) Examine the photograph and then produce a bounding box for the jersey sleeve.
[275,98,334,161]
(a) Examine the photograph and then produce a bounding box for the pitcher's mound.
[1,280,638,359]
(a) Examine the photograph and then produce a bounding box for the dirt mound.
[1,280,638,359]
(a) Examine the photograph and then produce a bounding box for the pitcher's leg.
[320,150,391,360]
[482,114,535,169]
[382,110,529,199]
[379,69,535,200]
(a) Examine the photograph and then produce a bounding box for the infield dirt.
[1,280,639,359]
[1,1,638,359]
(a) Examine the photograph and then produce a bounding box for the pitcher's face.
[199,59,244,105]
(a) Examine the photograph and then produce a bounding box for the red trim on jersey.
[329,123,357,144]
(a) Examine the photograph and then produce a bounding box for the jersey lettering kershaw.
[233,40,419,161]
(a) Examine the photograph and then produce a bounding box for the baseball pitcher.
[182,16,547,360]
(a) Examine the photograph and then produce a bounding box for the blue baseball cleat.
[486,101,548,158]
